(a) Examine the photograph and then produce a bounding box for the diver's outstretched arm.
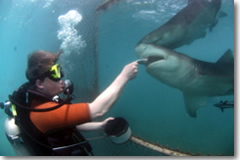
[88,61,138,120]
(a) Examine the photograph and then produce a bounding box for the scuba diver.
[2,50,138,156]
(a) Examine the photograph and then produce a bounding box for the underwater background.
[0,0,234,156]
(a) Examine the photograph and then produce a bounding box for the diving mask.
[48,64,64,81]
[40,64,64,82]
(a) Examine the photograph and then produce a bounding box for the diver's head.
[26,50,61,82]
[26,50,65,97]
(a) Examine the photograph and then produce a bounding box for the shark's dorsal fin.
[216,49,234,65]
[183,93,208,118]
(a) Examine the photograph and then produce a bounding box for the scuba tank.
[3,102,20,143]
[1,100,33,156]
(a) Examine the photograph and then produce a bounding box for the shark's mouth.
[147,56,165,65]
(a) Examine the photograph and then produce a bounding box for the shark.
[137,0,222,49]
[214,100,234,112]
[135,43,234,117]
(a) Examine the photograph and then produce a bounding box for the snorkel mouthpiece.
[64,80,74,95]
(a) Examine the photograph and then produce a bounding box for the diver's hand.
[120,61,138,81]
[101,117,115,128]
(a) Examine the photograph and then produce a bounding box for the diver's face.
[36,77,65,97]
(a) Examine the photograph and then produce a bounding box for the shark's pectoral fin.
[209,10,228,32]
[219,11,227,18]
[183,93,208,118]
[209,20,218,32]
[209,11,228,32]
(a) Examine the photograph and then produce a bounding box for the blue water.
[0,0,234,156]
[97,0,234,156]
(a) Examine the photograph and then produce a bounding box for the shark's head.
[135,43,181,72]
[135,43,194,88]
